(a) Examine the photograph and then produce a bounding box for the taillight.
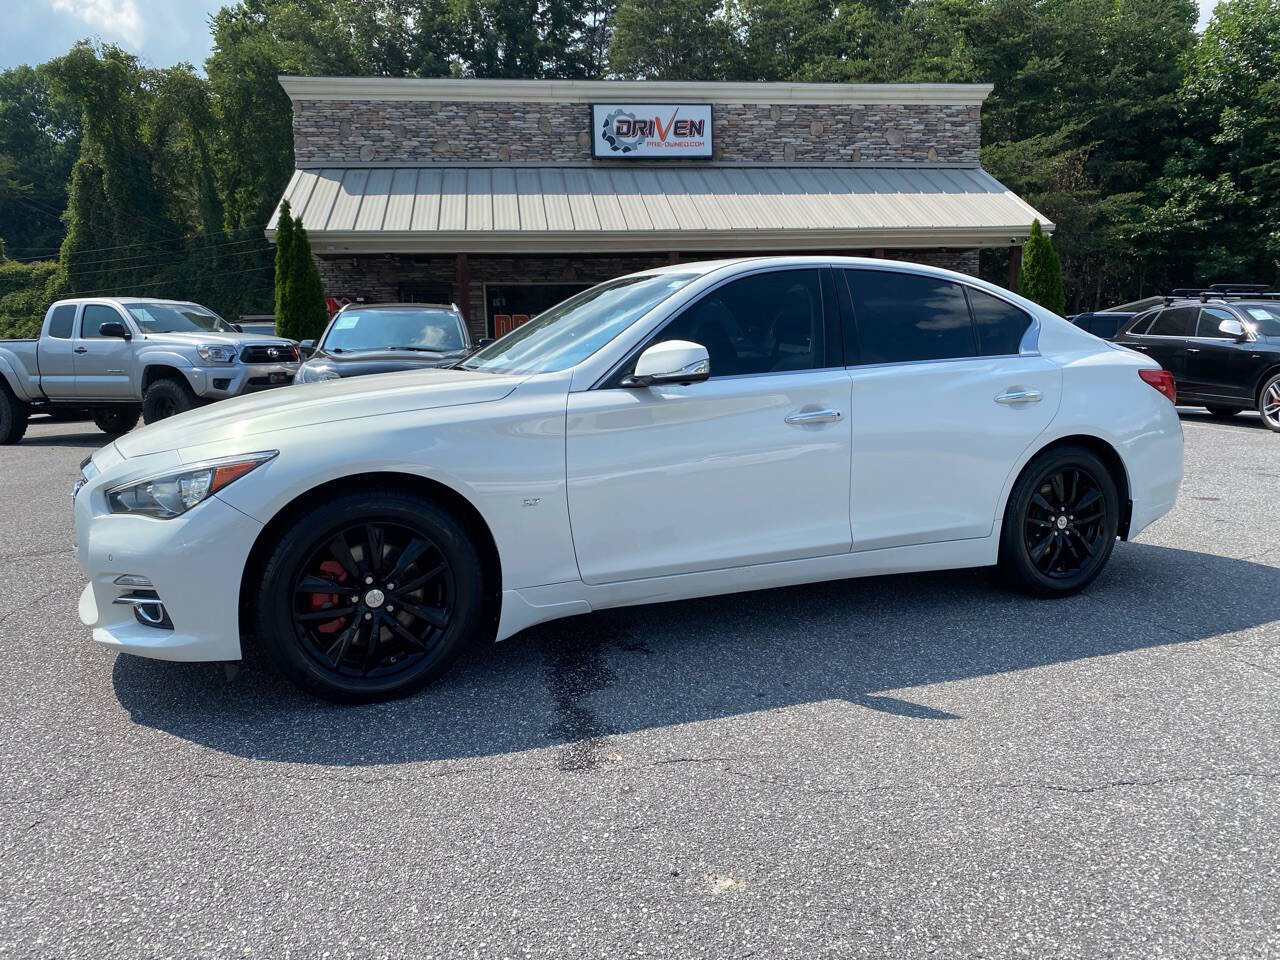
[1139,368,1176,405]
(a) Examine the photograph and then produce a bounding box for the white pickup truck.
[0,297,300,444]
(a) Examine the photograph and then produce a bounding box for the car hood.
[138,331,294,349]
[114,367,523,459]
[306,348,467,376]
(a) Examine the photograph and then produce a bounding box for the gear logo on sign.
[600,108,646,154]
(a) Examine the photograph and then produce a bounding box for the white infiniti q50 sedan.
[73,257,1183,701]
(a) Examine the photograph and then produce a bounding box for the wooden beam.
[1007,244,1023,292]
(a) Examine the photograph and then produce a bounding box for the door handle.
[785,409,843,425]
[995,389,1042,405]
[1185,348,1200,353]
[74,346,88,354]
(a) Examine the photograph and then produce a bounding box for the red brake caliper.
[311,560,349,635]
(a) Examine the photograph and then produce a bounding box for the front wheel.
[998,446,1119,597]
[1259,373,1280,433]
[92,406,140,435]
[254,489,485,702]
[141,377,196,424]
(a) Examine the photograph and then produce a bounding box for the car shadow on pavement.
[18,432,110,449]
[112,542,1280,766]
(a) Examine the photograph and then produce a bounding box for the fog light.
[213,378,231,390]
[112,590,173,629]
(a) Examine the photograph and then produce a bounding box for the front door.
[1181,306,1255,403]
[565,267,851,584]
[839,269,1062,550]
[74,304,135,400]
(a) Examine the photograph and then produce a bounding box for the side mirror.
[622,340,710,388]
[98,321,131,340]
[1218,318,1247,341]
[474,338,495,349]
[299,339,315,356]
[232,323,243,332]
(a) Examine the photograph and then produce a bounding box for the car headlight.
[296,363,340,383]
[106,452,277,519]
[197,344,237,364]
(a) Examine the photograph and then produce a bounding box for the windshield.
[321,308,466,353]
[1242,304,1280,337]
[126,302,236,334]
[460,273,698,375]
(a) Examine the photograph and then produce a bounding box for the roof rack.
[1164,284,1279,305]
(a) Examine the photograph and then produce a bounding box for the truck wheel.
[142,378,196,424]
[92,406,141,435]
[0,383,30,445]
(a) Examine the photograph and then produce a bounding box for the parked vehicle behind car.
[1071,311,1134,340]
[294,303,472,383]
[73,257,1183,703]
[1111,284,1280,431]
[0,297,301,444]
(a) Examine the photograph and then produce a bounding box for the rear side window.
[844,270,975,364]
[46,305,76,340]
[1124,310,1159,335]
[81,305,124,338]
[967,288,1032,355]
[1147,307,1197,337]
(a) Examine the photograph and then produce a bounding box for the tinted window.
[968,287,1032,355]
[81,305,124,338]
[1124,310,1159,335]
[656,269,825,377]
[845,270,974,364]
[1197,307,1237,338]
[47,305,76,339]
[1147,307,1197,337]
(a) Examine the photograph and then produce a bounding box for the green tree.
[609,0,737,79]
[289,214,328,341]
[1020,220,1066,314]
[273,199,298,337]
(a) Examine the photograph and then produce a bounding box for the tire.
[998,445,1120,597]
[0,383,30,445]
[254,488,485,703]
[141,377,196,424]
[1205,405,1243,419]
[92,406,141,436]
[1259,372,1280,433]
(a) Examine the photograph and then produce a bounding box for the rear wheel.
[999,446,1119,597]
[0,384,29,445]
[92,406,140,435]
[142,377,196,423]
[254,489,484,703]
[1259,373,1280,433]
[1205,405,1243,419]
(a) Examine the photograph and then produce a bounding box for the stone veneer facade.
[293,99,982,166]
[317,249,981,340]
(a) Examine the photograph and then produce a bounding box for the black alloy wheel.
[256,490,483,702]
[999,446,1119,597]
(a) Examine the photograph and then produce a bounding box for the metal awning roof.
[269,165,1051,254]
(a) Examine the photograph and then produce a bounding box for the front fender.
[136,348,202,397]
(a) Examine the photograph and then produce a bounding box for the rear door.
[1129,307,1197,384]
[1181,306,1255,403]
[840,269,1061,551]
[74,304,136,399]
[36,303,80,399]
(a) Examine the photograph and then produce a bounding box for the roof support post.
[1007,244,1022,292]
[456,253,470,325]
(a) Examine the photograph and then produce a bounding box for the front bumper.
[183,363,301,401]
[75,460,263,662]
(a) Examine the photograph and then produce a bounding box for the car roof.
[53,296,204,308]
[339,302,461,312]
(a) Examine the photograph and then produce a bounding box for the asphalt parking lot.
[2,410,1278,959]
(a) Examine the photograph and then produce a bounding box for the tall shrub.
[1020,220,1067,315]
[289,214,328,342]
[272,200,298,338]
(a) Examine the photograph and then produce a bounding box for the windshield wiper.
[399,346,448,353]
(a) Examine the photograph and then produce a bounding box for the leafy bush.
[1019,220,1067,315]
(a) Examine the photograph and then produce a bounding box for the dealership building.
[270,76,1050,339]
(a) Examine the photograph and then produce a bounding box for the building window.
[485,283,591,338]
